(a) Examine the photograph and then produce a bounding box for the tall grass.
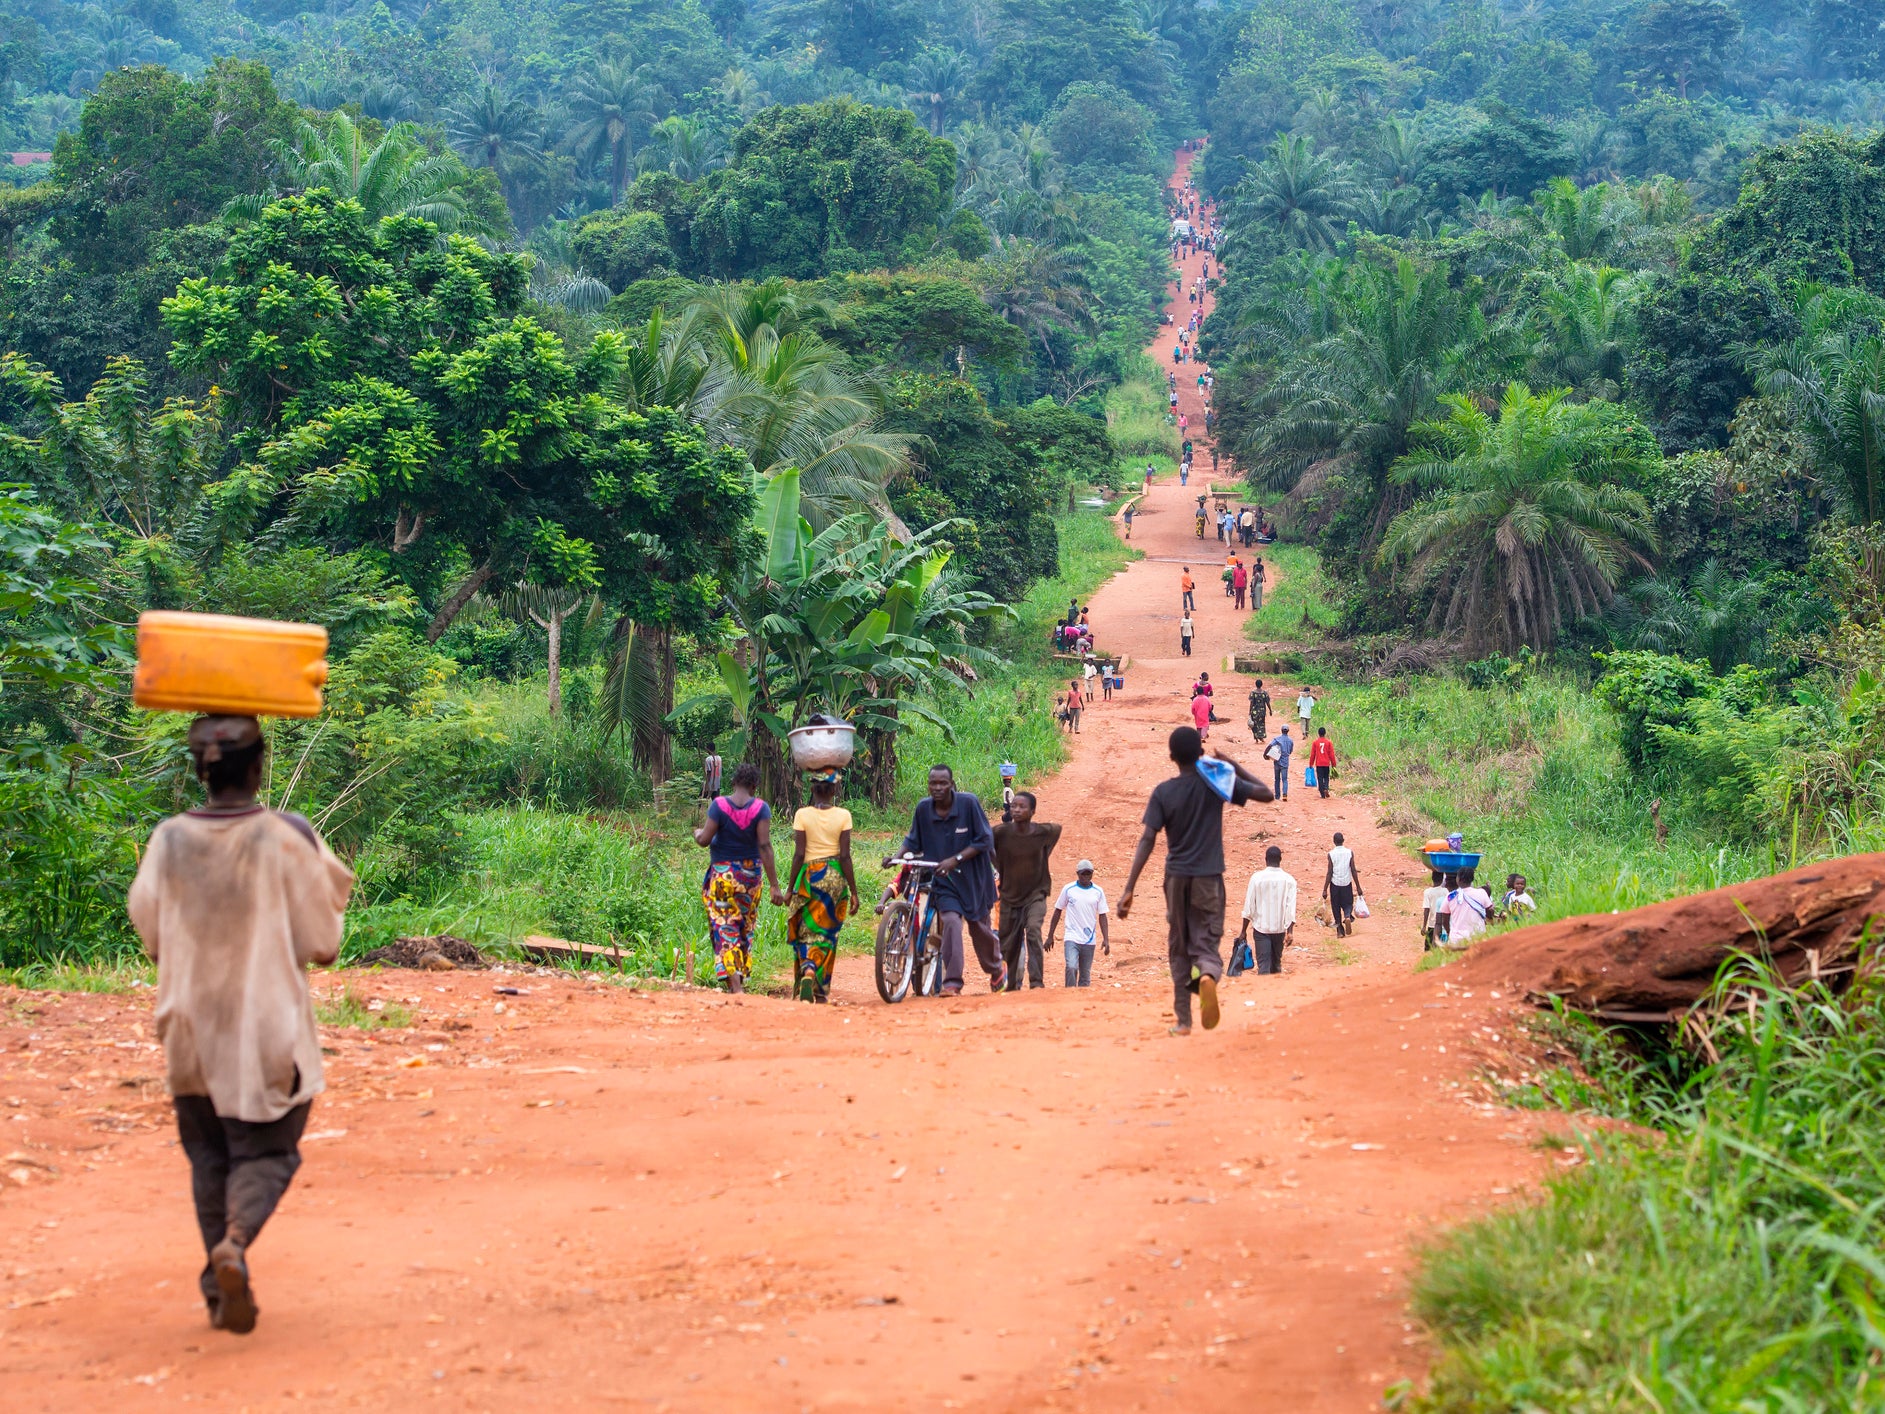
[1244,541,1341,642]
[1324,672,1769,925]
[1105,364,1179,463]
[1408,972,1885,1411]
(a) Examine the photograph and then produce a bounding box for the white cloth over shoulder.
[129,810,354,1122]
[1241,866,1298,934]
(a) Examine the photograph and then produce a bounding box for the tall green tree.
[1381,384,1660,653]
[1756,287,1885,525]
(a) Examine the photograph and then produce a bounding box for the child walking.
[128,715,355,1335]
[1046,861,1111,986]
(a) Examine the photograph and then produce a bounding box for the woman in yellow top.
[786,769,859,1003]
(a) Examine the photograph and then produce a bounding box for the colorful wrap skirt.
[786,857,850,1002]
[701,858,763,985]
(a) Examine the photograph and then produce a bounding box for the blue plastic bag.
[1196,755,1237,802]
[1304,764,1316,787]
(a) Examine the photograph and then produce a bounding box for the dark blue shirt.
[899,790,997,919]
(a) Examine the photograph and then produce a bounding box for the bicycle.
[874,856,947,1003]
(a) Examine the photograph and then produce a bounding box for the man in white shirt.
[1321,831,1362,937]
[1295,689,1316,740]
[1420,868,1448,951]
[1237,845,1297,975]
[1046,860,1110,987]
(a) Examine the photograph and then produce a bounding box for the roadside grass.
[0,958,154,993]
[1404,975,1885,1412]
[1322,671,1767,928]
[1244,542,1341,642]
[1106,366,1179,462]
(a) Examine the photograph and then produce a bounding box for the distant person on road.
[1237,845,1298,975]
[1061,679,1084,734]
[1179,613,1195,656]
[787,769,858,1003]
[1252,557,1265,611]
[1181,566,1195,612]
[1122,501,1135,539]
[129,715,355,1337]
[1047,860,1111,987]
[693,761,785,993]
[1117,728,1273,1034]
[993,792,1062,990]
[1296,688,1317,740]
[1190,688,1212,741]
[701,743,723,799]
[1232,559,1248,610]
[897,765,1005,994]
[1322,832,1361,937]
[1248,680,1271,740]
[1266,724,1294,801]
[1308,726,1337,797]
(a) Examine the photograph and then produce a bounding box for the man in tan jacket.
[129,716,354,1334]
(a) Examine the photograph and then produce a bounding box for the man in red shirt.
[1308,726,1336,798]
[1190,690,1212,742]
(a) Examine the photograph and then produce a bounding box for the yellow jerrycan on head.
[133,611,329,718]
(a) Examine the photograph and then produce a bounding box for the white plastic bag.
[1352,894,1371,920]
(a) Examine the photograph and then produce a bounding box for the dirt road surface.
[0,146,1567,1412]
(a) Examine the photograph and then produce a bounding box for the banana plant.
[677,467,1009,802]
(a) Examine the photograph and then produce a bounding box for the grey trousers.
[1065,941,1097,987]
[999,894,1048,989]
[175,1095,310,1309]
[939,910,1002,991]
[1163,874,1226,1024]
[1254,931,1286,974]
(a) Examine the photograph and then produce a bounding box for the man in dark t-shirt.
[1118,727,1273,1034]
[992,791,1062,990]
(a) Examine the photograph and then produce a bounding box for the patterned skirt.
[786,857,850,1002]
[701,859,763,984]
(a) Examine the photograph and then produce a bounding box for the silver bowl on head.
[788,720,856,770]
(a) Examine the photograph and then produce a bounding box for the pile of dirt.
[1458,854,1885,1016]
[354,935,484,971]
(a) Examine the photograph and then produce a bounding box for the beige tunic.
[128,810,354,1122]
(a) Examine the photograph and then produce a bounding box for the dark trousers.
[1234,585,1246,608]
[939,910,1002,991]
[999,895,1047,989]
[1182,590,1195,611]
[1181,635,1192,655]
[1253,931,1286,974]
[1162,874,1226,1025]
[1329,882,1355,932]
[1315,763,1331,797]
[175,1096,310,1308]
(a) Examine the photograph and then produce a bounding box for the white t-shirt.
[1296,693,1316,718]
[1327,845,1354,887]
[1422,885,1449,923]
[1054,881,1109,946]
[1180,616,1195,639]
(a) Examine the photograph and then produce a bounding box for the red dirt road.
[0,148,1565,1412]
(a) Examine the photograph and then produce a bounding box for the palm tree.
[1527,263,1638,400]
[638,116,726,181]
[1232,134,1357,252]
[1528,177,1620,262]
[565,60,665,204]
[229,112,497,236]
[905,49,975,135]
[1380,383,1658,653]
[979,239,1092,365]
[496,583,593,717]
[1755,287,1885,525]
[444,84,543,196]
[1371,117,1428,187]
[1348,184,1433,238]
[1237,256,1504,496]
